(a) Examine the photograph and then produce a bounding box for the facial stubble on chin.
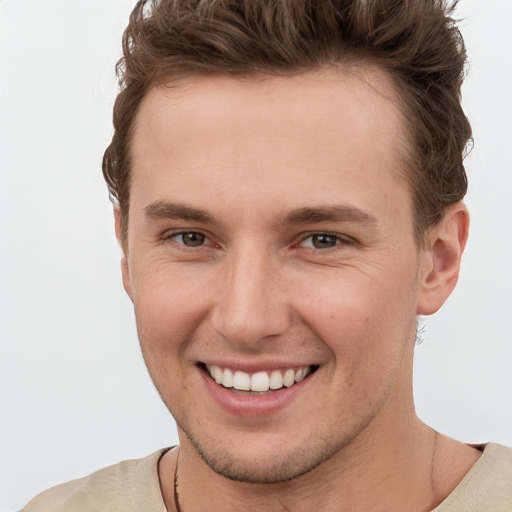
[176,412,378,485]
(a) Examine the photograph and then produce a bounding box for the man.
[24,0,512,510]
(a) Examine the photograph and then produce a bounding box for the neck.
[160,414,479,512]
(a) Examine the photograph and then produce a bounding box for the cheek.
[131,269,210,411]
[293,267,418,363]
[130,263,214,352]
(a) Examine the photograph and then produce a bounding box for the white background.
[1,1,511,510]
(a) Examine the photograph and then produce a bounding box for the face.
[122,68,432,483]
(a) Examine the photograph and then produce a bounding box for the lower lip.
[200,367,311,417]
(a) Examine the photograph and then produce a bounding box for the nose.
[211,246,291,347]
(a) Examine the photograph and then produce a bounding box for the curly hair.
[103,0,471,245]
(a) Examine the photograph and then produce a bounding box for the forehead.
[134,66,405,151]
[130,67,411,222]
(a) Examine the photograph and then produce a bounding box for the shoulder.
[433,443,512,512]
[23,449,169,512]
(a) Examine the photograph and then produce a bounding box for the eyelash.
[163,230,353,252]
[163,230,214,248]
[296,232,353,251]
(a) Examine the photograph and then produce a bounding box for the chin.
[179,423,354,484]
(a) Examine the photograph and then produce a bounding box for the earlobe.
[417,202,469,316]
[114,208,133,300]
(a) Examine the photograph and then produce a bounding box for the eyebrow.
[144,201,215,223]
[144,201,378,227]
[278,205,378,226]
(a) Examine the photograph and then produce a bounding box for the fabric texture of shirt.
[24,443,512,511]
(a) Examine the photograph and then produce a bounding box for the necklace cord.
[173,448,183,512]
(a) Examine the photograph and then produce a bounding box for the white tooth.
[251,372,270,392]
[304,366,311,378]
[283,368,295,387]
[206,364,215,379]
[233,371,251,391]
[294,367,305,382]
[222,368,234,388]
[269,370,283,390]
[213,365,223,384]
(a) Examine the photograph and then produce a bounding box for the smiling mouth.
[204,364,318,394]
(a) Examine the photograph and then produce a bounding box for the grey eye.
[176,232,206,247]
[309,234,339,249]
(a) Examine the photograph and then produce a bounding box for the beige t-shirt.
[24,443,512,511]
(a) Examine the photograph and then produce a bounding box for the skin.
[118,68,478,511]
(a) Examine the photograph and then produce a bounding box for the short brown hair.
[103,0,471,244]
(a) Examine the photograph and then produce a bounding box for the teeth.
[295,367,304,382]
[233,371,251,391]
[251,372,270,392]
[223,368,234,387]
[269,370,283,390]
[283,369,295,387]
[206,364,312,392]
[213,366,223,384]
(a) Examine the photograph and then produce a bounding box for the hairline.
[118,65,433,251]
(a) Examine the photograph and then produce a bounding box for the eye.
[170,231,207,247]
[299,233,344,249]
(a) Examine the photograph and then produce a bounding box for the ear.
[417,202,469,316]
[114,208,133,300]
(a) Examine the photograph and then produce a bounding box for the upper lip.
[199,360,317,373]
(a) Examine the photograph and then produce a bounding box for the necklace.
[173,449,183,512]
[171,438,442,511]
